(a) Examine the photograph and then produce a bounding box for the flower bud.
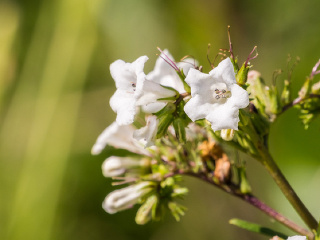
[239,167,252,194]
[135,195,158,225]
[281,80,291,106]
[298,77,311,99]
[220,129,234,141]
[236,62,251,86]
[102,182,154,214]
[102,156,149,177]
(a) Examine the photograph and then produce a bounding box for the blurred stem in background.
[0,0,101,239]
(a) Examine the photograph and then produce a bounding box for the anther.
[215,95,220,99]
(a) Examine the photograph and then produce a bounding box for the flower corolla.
[91,121,149,156]
[287,236,307,240]
[147,49,196,94]
[133,115,159,147]
[109,56,176,125]
[102,181,154,214]
[102,156,149,177]
[184,58,249,131]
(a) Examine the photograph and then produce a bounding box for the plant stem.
[180,171,314,239]
[258,146,318,231]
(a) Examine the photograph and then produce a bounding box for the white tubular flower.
[147,49,197,94]
[91,122,149,156]
[287,236,307,240]
[103,182,154,214]
[102,156,148,177]
[147,49,185,94]
[133,115,159,147]
[109,56,148,125]
[184,58,249,131]
[109,55,176,120]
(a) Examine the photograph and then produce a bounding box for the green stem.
[258,146,318,231]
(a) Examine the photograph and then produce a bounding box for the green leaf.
[229,218,288,239]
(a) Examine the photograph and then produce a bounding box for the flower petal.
[133,115,159,147]
[228,84,250,109]
[147,49,185,93]
[206,103,240,131]
[209,58,237,86]
[110,56,148,92]
[91,122,148,155]
[184,95,212,121]
[110,90,137,126]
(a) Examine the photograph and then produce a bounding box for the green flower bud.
[265,86,281,115]
[281,80,291,106]
[239,167,252,194]
[299,77,311,99]
[154,103,176,138]
[135,195,158,225]
[236,62,251,86]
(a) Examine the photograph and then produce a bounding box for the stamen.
[157,47,180,72]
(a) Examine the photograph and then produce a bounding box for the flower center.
[131,83,136,92]
[214,88,231,100]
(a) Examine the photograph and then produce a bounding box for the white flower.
[184,58,249,131]
[147,49,196,94]
[133,115,159,147]
[102,156,149,177]
[109,56,176,124]
[287,236,307,240]
[91,122,149,156]
[109,56,148,125]
[103,182,154,214]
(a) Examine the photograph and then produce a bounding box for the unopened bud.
[236,62,251,86]
[102,182,154,214]
[220,129,234,141]
[135,195,158,225]
[102,156,149,177]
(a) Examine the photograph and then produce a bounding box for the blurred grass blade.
[229,218,288,239]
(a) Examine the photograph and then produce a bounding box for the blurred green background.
[1,0,320,239]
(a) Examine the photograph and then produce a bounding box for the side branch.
[166,170,314,239]
[281,94,320,113]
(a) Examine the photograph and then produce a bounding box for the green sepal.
[173,100,190,143]
[299,77,312,99]
[178,69,191,94]
[236,62,251,86]
[154,103,176,138]
[168,201,187,221]
[229,218,288,239]
[281,80,291,106]
[266,85,281,115]
[157,96,179,101]
[135,195,158,225]
[173,118,187,143]
[159,84,180,96]
[238,167,252,194]
[230,56,239,74]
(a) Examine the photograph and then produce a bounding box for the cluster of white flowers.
[92,49,249,215]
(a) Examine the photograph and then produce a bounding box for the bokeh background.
[1,0,320,239]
